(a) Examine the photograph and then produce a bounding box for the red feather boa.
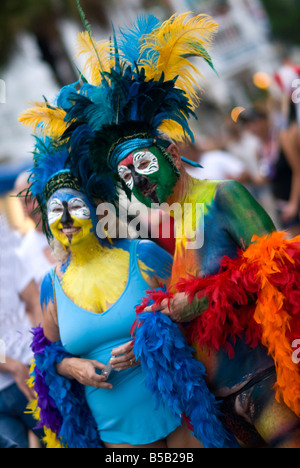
[134,232,300,416]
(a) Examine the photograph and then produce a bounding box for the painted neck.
[68,232,105,265]
[165,168,194,207]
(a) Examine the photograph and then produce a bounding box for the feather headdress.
[59,11,218,189]
[19,10,218,213]
[138,12,218,106]
[18,81,80,140]
[26,136,80,239]
[75,32,113,86]
[19,100,69,140]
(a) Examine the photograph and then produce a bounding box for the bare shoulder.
[136,239,173,287]
[40,267,60,342]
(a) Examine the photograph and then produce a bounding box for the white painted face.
[118,150,159,189]
[47,196,91,225]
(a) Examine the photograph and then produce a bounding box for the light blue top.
[55,239,180,445]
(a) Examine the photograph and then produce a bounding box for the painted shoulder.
[137,239,173,281]
[214,180,273,220]
[214,180,276,242]
[40,268,56,310]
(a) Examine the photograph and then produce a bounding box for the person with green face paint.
[113,129,300,450]
[117,145,179,207]
[52,11,300,448]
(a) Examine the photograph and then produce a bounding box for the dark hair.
[239,107,268,124]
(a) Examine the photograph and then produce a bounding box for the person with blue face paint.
[24,137,204,449]
[47,189,98,248]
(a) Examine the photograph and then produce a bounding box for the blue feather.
[33,332,103,448]
[133,294,240,449]
[29,137,70,201]
[68,124,118,203]
[56,81,80,111]
[118,14,161,67]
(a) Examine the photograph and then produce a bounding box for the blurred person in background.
[225,109,280,227]
[0,205,43,448]
[225,111,266,188]
[14,171,57,288]
[270,101,300,236]
[270,64,300,237]
[178,138,249,182]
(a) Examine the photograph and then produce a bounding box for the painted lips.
[143,183,158,198]
[61,223,81,236]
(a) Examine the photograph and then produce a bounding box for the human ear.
[166,144,182,170]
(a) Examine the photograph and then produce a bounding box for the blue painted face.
[47,188,98,246]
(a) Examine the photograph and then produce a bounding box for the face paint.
[118,146,178,207]
[47,189,96,247]
[118,150,160,190]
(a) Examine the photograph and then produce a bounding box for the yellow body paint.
[56,228,153,313]
[170,178,219,287]
[49,210,152,312]
[62,234,131,312]
[50,216,94,248]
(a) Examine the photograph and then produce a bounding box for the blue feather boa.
[32,311,239,449]
[32,329,103,448]
[133,310,239,448]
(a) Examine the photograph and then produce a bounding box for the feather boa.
[29,326,103,448]
[132,291,239,448]
[139,232,300,417]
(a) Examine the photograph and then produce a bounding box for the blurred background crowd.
[0,0,299,448]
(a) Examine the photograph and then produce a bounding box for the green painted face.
[117,145,179,207]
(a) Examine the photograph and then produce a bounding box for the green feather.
[181,42,218,75]
[76,0,93,36]
[75,0,104,74]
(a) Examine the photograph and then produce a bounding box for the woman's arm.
[40,270,114,388]
[280,124,300,223]
[56,357,113,389]
[40,271,60,343]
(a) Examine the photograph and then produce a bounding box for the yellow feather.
[141,12,218,106]
[19,102,69,139]
[26,362,64,448]
[43,428,65,449]
[159,119,189,142]
[75,32,113,86]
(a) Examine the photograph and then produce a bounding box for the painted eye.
[138,160,150,171]
[123,173,132,182]
[52,207,63,213]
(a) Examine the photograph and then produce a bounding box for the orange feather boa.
[137,232,300,416]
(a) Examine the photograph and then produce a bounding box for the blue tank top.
[55,239,179,445]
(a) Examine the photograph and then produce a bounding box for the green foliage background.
[261,0,300,45]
